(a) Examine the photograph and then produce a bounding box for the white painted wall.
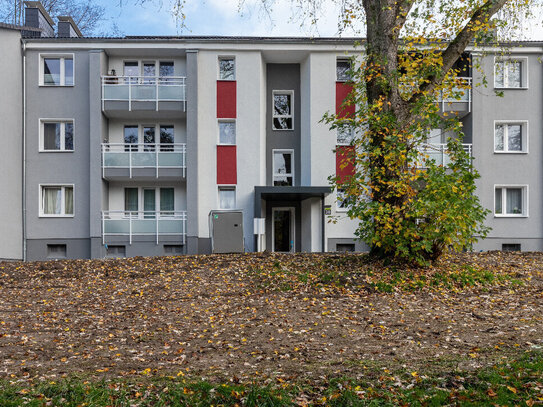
[196,50,266,250]
[301,52,362,249]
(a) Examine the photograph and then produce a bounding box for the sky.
[94,0,362,37]
[94,0,543,40]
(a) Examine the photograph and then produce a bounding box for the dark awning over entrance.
[254,186,332,217]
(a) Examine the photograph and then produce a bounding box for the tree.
[250,0,534,264]
[1,0,106,34]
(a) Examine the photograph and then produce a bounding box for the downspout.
[22,40,27,261]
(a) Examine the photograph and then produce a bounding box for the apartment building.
[0,2,541,260]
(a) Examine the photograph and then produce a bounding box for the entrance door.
[273,208,294,252]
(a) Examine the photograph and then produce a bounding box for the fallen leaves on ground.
[0,251,541,383]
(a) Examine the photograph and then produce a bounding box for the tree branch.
[409,0,509,106]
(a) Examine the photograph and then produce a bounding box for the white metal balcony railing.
[418,143,473,168]
[102,210,187,245]
[101,143,186,178]
[101,75,186,111]
[438,77,471,112]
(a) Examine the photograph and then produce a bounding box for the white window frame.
[494,56,528,89]
[121,60,176,78]
[122,123,176,147]
[123,186,176,217]
[39,184,75,218]
[336,188,351,212]
[493,120,528,153]
[39,53,75,87]
[272,90,294,131]
[218,186,236,209]
[218,120,236,145]
[218,57,236,80]
[39,118,75,152]
[493,184,528,218]
[336,58,352,82]
[272,149,294,186]
[336,127,355,146]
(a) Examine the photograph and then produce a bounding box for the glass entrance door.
[273,208,294,252]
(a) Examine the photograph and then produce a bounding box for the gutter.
[22,39,27,261]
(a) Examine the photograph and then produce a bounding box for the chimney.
[23,1,54,38]
[57,16,83,38]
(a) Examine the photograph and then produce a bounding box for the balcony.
[438,77,471,117]
[101,76,186,118]
[418,143,473,168]
[101,143,186,181]
[102,210,187,245]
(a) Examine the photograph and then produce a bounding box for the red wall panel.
[336,146,355,184]
[217,81,237,118]
[217,145,237,185]
[336,82,355,118]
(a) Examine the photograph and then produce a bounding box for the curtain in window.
[160,188,175,215]
[506,188,522,214]
[64,187,73,215]
[43,187,61,214]
[44,123,60,150]
[124,188,138,213]
[219,189,235,209]
[144,189,156,219]
[219,122,236,144]
[495,188,502,214]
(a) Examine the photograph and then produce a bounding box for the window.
[219,57,235,80]
[41,55,74,86]
[122,124,175,151]
[106,245,126,258]
[159,62,174,82]
[124,125,138,151]
[494,122,527,153]
[337,59,352,82]
[502,243,521,252]
[337,127,354,145]
[124,187,175,216]
[47,244,67,259]
[273,150,294,186]
[219,121,236,145]
[494,186,528,217]
[41,120,74,151]
[123,61,139,83]
[160,125,175,151]
[272,91,294,130]
[164,244,183,254]
[219,187,236,209]
[495,58,526,88]
[336,188,354,211]
[336,243,355,252]
[40,185,74,217]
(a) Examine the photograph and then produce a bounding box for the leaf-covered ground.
[0,251,542,386]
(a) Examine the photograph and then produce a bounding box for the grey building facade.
[0,2,541,260]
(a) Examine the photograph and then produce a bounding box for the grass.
[2,350,541,406]
[245,254,525,294]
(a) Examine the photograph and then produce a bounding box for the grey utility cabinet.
[209,210,244,253]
